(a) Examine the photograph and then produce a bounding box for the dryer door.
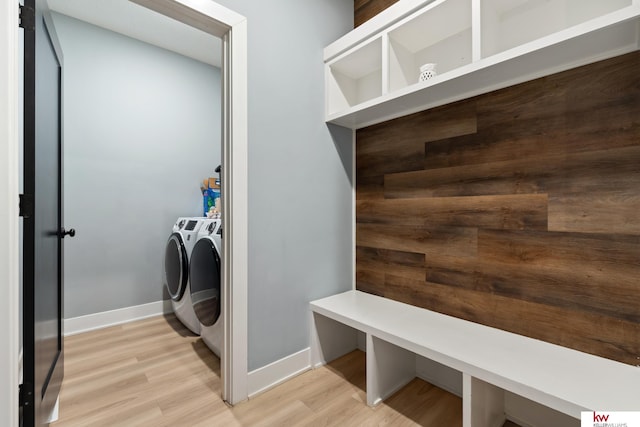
[164,233,188,301]
[189,238,222,326]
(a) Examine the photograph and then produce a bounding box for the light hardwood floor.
[51,314,516,426]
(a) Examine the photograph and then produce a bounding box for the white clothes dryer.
[189,218,223,356]
[163,217,206,335]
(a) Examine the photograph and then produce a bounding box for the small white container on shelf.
[387,0,472,93]
[418,63,437,82]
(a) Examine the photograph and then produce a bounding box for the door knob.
[60,228,76,238]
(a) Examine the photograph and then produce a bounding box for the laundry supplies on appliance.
[202,176,221,217]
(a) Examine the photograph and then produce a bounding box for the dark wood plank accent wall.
[355,52,640,366]
[355,0,400,27]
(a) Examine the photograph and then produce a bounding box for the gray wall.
[211,0,354,370]
[50,12,222,318]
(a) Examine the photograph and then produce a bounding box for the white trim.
[0,0,20,425]
[223,16,249,406]
[247,348,311,399]
[63,300,172,336]
[131,0,245,38]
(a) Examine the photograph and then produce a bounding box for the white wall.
[50,12,222,318]
[210,0,355,371]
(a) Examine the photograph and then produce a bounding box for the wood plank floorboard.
[51,314,519,426]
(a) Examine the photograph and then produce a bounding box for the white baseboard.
[247,348,311,399]
[64,300,172,336]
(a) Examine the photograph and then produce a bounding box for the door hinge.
[19,194,34,218]
[19,4,35,31]
[19,383,33,409]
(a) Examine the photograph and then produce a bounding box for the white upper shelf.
[324,0,640,129]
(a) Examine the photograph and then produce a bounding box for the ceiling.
[47,0,222,67]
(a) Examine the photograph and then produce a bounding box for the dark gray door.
[21,1,70,425]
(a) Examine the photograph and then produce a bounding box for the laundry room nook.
[47,7,223,336]
[2,0,639,426]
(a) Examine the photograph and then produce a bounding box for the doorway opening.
[20,1,247,424]
[122,2,248,404]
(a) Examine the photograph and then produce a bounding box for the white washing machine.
[163,217,206,335]
[189,218,223,356]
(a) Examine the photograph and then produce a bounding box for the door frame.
[131,0,248,405]
[0,0,249,422]
[0,1,21,425]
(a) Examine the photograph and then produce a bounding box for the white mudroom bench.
[309,290,639,427]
